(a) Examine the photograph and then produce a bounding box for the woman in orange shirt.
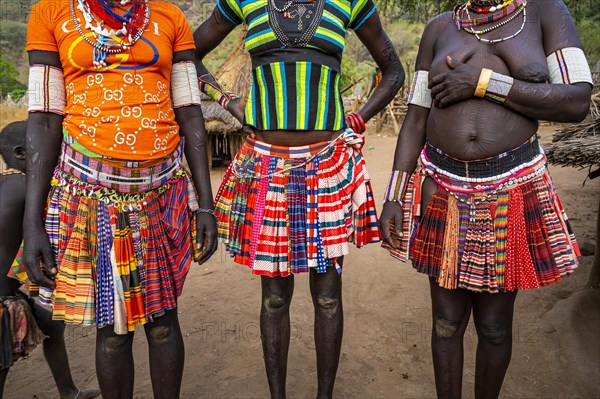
[16,0,217,397]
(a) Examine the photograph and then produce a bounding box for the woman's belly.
[252,129,345,146]
[426,98,538,160]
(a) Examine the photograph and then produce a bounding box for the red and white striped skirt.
[214,129,380,277]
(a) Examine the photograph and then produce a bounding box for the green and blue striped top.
[216,0,377,131]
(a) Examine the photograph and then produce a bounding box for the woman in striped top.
[194,0,404,396]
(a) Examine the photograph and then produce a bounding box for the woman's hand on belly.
[429,54,481,108]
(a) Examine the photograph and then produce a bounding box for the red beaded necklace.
[468,0,513,14]
[86,0,147,32]
[454,0,525,28]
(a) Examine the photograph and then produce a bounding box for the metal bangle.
[196,208,216,218]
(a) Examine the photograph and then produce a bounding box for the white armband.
[407,70,432,109]
[28,64,66,115]
[547,47,593,85]
[171,61,202,108]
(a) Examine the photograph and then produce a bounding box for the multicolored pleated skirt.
[383,136,579,293]
[214,129,380,277]
[10,143,201,334]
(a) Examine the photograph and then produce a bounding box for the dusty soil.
[4,126,599,399]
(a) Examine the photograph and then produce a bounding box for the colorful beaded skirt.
[214,129,380,277]
[383,137,580,293]
[10,144,202,334]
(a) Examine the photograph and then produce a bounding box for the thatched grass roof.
[545,113,600,169]
[200,30,251,136]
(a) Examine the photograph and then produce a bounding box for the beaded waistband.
[58,142,182,193]
[423,136,541,179]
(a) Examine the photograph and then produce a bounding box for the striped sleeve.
[348,0,376,31]
[217,0,245,26]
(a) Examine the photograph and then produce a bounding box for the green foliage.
[339,19,424,92]
[0,21,27,54]
[8,88,27,101]
[566,0,600,65]
[0,20,29,81]
[203,27,244,73]
[377,0,455,21]
[0,52,26,98]
[576,18,600,66]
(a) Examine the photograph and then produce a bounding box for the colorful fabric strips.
[10,146,200,334]
[214,129,380,277]
[382,139,580,293]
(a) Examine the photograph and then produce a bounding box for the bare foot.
[74,387,102,399]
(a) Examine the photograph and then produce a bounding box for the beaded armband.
[384,170,410,204]
[345,112,366,134]
[171,61,202,108]
[198,75,239,109]
[407,71,432,109]
[546,47,593,85]
[484,71,513,103]
[28,64,66,115]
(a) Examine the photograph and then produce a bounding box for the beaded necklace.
[87,0,132,29]
[464,2,527,43]
[467,0,513,14]
[268,0,324,47]
[470,0,506,6]
[270,0,294,13]
[70,0,150,69]
[270,0,315,12]
[454,0,524,29]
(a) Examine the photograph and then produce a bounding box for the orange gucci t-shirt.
[27,0,195,160]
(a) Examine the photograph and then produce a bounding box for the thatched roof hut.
[545,113,600,171]
[200,30,251,164]
[200,35,251,133]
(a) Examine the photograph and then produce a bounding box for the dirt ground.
[4,126,599,399]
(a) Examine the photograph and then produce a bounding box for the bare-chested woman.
[379,1,592,398]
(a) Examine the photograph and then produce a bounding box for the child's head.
[0,121,27,172]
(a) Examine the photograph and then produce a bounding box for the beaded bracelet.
[484,71,514,103]
[198,76,239,110]
[474,68,493,98]
[196,208,216,218]
[384,170,411,204]
[346,112,366,134]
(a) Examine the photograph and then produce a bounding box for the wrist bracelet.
[484,71,514,104]
[346,112,366,134]
[384,170,410,203]
[474,68,493,98]
[196,208,216,218]
[198,76,238,110]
